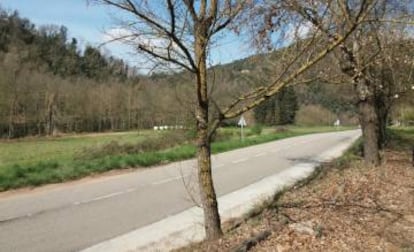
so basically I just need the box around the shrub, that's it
[296,105,336,126]
[212,129,238,142]
[250,124,263,135]
[78,130,190,159]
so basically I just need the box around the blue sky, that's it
[0,0,251,69]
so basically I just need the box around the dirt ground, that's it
[179,147,414,251]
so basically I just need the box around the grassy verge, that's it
[0,126,355,191]
[386,126,414,150]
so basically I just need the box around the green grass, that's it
[0,126,355,191]
[0,131,151,167]
[386,126,414,150]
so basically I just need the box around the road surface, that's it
[0,130,360,252]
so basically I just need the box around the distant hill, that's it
[0,8,357,138]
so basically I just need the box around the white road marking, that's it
[73,188,138,206]
[86,191,126,202]
[152,175,188,185]
[73,175,189,206]
[125,188,137,193]
[254,152,266,157]
[232,158,248,164]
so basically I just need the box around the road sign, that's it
[238,115,247,141]
[238,115,247,127]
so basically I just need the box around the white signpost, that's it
[238,115,247,141]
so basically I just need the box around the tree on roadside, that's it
[91,0,381,239]
[277,0,413,165]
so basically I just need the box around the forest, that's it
[0,7,378,139]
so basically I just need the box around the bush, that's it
[295,105,336,126]
[211,128,238,142]
[250,124,263,135]
[78,130,190,159]
[274,126,289,133]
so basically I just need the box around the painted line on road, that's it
[125,187,137,193]
[152,175,189,185]
[73,188,139,206]
[232,158,248,164]
[84,191,126,203]
[254,152,267,157]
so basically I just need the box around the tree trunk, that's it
[8,107,14,139]
[374,90,389,150]
[358,94,381,166]
[344,38,381,166]
[8,97,16,139]
[195,25,223,240]
[46,93,56,136]
[128,90,132,130]
[196,115,222,240]
[376,105,388,150]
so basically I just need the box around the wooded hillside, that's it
[1,8,411,139]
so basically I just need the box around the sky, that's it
[0,0,252,71]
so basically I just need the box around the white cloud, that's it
[284,22,312,42]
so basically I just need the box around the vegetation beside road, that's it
[0,126,354,191]
[178,128,414,251]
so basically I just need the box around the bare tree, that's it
[91,0,377,239]
[273,0,413,165]
[371,27,414,147]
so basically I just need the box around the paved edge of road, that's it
[81,132,361,252]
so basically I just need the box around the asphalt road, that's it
[0,130,360,252]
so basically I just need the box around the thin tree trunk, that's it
[128,90,132,130]
[8,99,14,139]
[196,115,222,239]
[45,93,56,136]
[195,25,223,240]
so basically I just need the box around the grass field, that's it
[0,126,355,191]
[0,131,151,168]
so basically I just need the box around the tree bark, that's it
[357,80,381,166]
[195,24,223,240]
[196,117,222,239]
[340,38,381,166]
[376,104,388,150]
[374,89,389,150]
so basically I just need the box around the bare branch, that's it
[182,0,199,22]
[138,44,194,72]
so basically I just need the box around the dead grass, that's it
[178,133,414,252]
